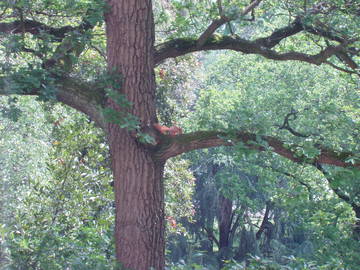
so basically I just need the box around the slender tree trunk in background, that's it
[105,1,165,269]
[256,201,272,240]
[217,194,233,267]
[218,194,233,249]
[352,207,360,240]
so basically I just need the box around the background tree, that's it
[0,0,359,269]
[0,99,115,269]
[177,49,360,268]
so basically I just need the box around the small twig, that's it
[325,61,360,76]
[0,7,8,19]
[308,2,334,15]
[217,0,223,16]
[226,22,234,35]
[249,0,256,21]
[21,46,44,59]
[242,0,263,17]
[203,227,220,248]
[313,161,360,209]
[90,44,107,60]
[196,0,262,48]
[277,109,310,138]
[32,10,75,18]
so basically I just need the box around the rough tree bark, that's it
[105,0,165,269]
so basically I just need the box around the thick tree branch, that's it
[56,78,106,128]
[0,10,99,72]
[156,15,358,71]
[0,76,106,128]
[0,15,103,128]
[236,10,346,50]
[335,51,359,69]
[155,36,351,67]
[253,16,347,49]
[153,130,359,169]
[0,20,79,40]
[0,5,98,40]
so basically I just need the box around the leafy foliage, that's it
[0,97,198,269]
[1,98,115,269]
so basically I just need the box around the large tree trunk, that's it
[111,145,165,270]
[105,1,165,269]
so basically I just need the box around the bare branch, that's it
[153,130,359,169]
[254,17,304,48]
[256,201,273,240]
[254,15,348,50]
[20,46,44,59]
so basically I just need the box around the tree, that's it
[0,0,359,269]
